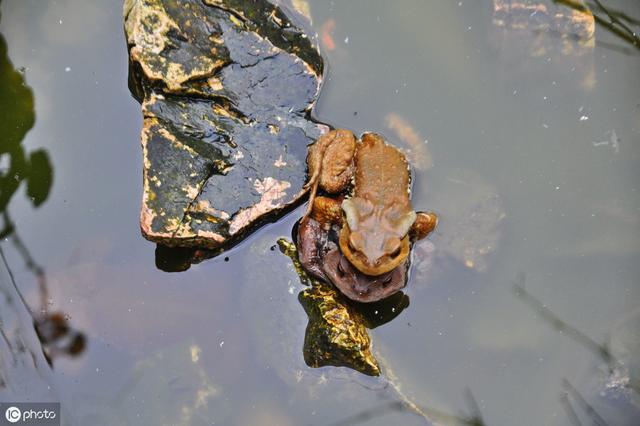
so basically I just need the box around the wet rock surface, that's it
[124,0,326,249]
[299,283,380,376]
[277,238,381,376]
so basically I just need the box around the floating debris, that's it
[593,130,620,153]
[320,18,336,51]
[384,112,433,170]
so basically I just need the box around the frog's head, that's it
[339,197,416,276]
[323,249,407,303]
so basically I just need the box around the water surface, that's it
[0,0,639,425]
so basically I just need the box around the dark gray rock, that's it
[124,0,326,248]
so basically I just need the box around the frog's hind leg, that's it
[302,131,336,220]
[303,178,321,219]
[302,129,356,220]
[303,131,338,191]
[302,130,341,220]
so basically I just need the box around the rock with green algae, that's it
[298,284,380,376]
[278,239,380,376]
[124,0,326,249]
[242,235,438,423]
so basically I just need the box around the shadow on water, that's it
[513,273,639,425]
[329,388,487,426]
[0,0,85,373]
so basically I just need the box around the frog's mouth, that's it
[322,248,407,303]
[338,226,410,276]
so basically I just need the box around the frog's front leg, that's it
[410,211,438,241]
[303,129,356,219]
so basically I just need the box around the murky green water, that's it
[1,0,639,425]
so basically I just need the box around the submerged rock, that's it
[242,235,386,390]
[413,169,505,278]
[124,0,326,249]
[490,0,596,89]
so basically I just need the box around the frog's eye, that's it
[384,237,402,258]
[342,197,373,230]
[388,210,417,237]
[349,233,364,252]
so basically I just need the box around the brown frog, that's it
[298,129,437,302]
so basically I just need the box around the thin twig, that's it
[592,0,638,42]
[587,1,640,25]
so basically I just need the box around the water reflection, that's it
[561,378,608,426]
[514,273,640,424]
[329,389,487,426]
[353,291,410,329]
[554,0,640,52]
[491,0,597,89]
[154,243,226,272]
[0,0,85,370]
[0,0,634,422]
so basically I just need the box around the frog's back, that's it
[354,133,411,206]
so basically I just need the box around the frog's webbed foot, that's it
[410,211,437,241]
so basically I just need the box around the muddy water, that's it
[0,0,638,425]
